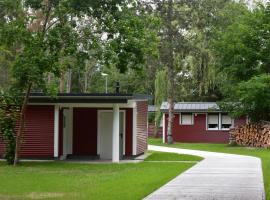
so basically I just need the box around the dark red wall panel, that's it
[0,135,5,158]
[234,117,247,128]
[124,108,133,156]
[165,114,231,143]
[58,109,63,157]
[20,105,54,158]
[73,108,97,156]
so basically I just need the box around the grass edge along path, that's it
[149,137,270,200]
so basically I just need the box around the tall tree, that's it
[154,70,167,136]
[214,2,270,121]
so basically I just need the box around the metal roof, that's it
[29,93,151,104]
[148,105,157,112]
[160,102,220,112]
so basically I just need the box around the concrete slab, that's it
[144,145,265,200]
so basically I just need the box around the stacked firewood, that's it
[229,121,270,148]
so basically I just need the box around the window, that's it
[221,114,232,130]
[207,114,219,130]
[180,113,193,125]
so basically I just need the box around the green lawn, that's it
[149,137,270,200]
[145,151,203,162]
[0,152,198,200]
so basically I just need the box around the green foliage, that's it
[220,74,270,121]
[148,112,155,124]
[214,3,270,121]
[0,92,20,164]
[154,70,167,129]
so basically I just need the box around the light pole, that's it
[101,73,108,93]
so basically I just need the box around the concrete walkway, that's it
[144,145,265,200]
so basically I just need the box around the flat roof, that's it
[29,93,151,104]
[161,102,220,113]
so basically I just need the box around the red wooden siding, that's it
[136,101,148,155]
[234,117,247,128]
[0,106,54,158]
[58,108,63,157]
[0,135,5,158]
[124,108,133,156]
[73,108,97,156]
[164,114,247,143]
[20,105,54,158]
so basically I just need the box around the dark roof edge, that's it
[28,92,151,104]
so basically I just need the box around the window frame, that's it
[206,113,219,130]
[221,113,233,130]
[179,112,194,125]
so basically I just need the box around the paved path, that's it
[144,145,265,200]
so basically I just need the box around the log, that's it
[229,121,270,148]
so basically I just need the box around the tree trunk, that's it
[84,72,88,93]
[66,69,72,93]
[14,83,32,166]
[59,71,65,93]
[167,74,174,144]
[166,0,174,144]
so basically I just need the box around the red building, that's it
[161,102,247,143]
[0,93,149,163]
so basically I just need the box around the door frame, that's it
[97,110,126,157]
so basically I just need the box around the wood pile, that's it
[229,121,270,148]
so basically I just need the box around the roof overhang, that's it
[28,93,151,104]
[160,109,221,113]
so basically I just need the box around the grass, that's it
[145,151,203,162]
[0,152,199,200]
[149,137,270,200]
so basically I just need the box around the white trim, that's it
[70,107,73,154]
[246,116,250,124]
[232,118,235,128]
[97,110,126,158]
[162,114,165,143]
[54,105,59,158]
[123,111,126,155]
[206,113,208,130]
[112,104,120,163]
[97,111,101,155]
[218,113,222,130]
[132,105,137,155]
[179,113,194,125]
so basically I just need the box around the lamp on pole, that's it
[101,73,108,93]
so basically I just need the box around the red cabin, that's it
[0,93,149,162]
[161,102,247,143]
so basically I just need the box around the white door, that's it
[63,109,73,157]
[98,111,125,160]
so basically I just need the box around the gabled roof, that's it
[29,93,151,104]
[160,102,220,113]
